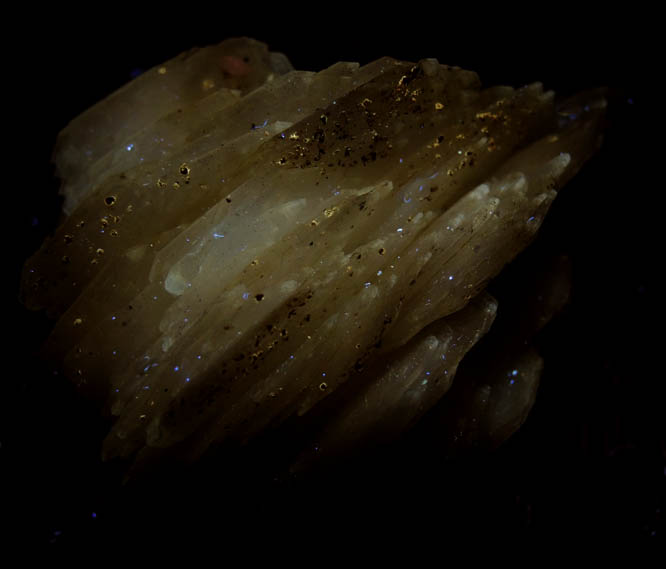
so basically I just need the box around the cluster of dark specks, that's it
[272,63,437,173]
[271,59,504,181]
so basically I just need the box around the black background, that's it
[6,6,663,551]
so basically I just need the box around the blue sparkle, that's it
[92,512,97,519]
[251,119,269,130]
[364,282,371,288]
[242,292,250,300]
[126,143,134,151]
[174,366,180,372]
[213,232,225,239]
[186,377,191,383]
[403,196,412,203]
[510,379,515,385]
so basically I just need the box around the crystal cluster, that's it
[21,38,605,476]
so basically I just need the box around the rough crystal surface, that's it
[21,38,605,477]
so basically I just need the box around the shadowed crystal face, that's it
[21,38,605,477]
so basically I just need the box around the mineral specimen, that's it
[21,38,605,477]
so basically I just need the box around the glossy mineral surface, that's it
[21,38,605,475]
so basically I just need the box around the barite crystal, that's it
[21,38,605,477]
